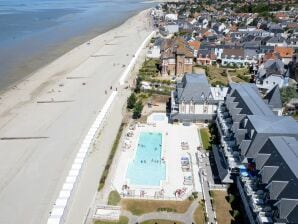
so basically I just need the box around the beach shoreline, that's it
[0,7,151,96]
[0,8,154,224]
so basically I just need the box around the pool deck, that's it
[112,117,203,200]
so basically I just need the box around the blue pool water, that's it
[126,132,166,186]
[153,114,166,122]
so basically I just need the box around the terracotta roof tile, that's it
[275,47,294,58]
[188,41,201,50]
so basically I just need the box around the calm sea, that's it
[0,0,153,91]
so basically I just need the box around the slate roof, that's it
[274,199,298,223]
[244,49,258,58]
[222,48,244,58]
[247,115,298,134]
[212,145,230,182]
[258,59,286,77]
[267,36,287,44]
[176,73,213,103]
[229,83,274,116]
[269,136,298,179]
[198,48,211,57]
[264,85,283,109]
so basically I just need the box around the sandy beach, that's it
[0,9,153,224]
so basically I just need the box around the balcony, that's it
[239,174,274,224]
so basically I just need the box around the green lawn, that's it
[108,191,121,205]
[199,128,211,150]
[120,199,192,216]
[94,216,128,224]
[210,191,234,224]
[205,66,229,86]
[193,201,206,224]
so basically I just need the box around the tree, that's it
[132,102,143,119]
[280,86,298,104]
[135,76,142,93]
[127,93,136,109]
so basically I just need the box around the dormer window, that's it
[201,93,205,99]
[209,93,212,99]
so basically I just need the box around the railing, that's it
[209,183,228,190]
[236,177,256,224]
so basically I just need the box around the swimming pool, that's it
[147,113,168,124]
[153,114,166,122]
[126,132,166,186]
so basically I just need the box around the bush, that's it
[236,74,250,82]
[280,86,298,104]
[229,194,236,204]
[211,80,226,87]
[108,191,121,205]
[127,93,137,109]
[233,210,240,218]
[188,195,195,201]
[157,207,177,212]
[98,123,126,191]
[135,76,142,93]
[192,192,198,199]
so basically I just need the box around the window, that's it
[201,93,205,99]
[203,105,208,113]
[250,129,255,139]
[190,104,195,114]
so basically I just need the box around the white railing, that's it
[47,91,118,224]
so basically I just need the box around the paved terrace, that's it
[112,121,203,200]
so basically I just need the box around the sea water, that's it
[0,0,153,91]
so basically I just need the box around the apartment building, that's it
[214,83,298,223]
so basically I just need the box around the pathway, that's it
[121,199,200,224]
[197,154,216,224]
[226,69,234,83]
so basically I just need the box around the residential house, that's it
[268,23,284,36]
[188,40,200,57]
[256,58,289,91]
[221,48,245,67]
[170,73,227,122]
[165,23,179,35]
[266,36,288,47]
[160,37,194,76]
[165,13,178,22]
[196,16,209,29]
[197,48,216,65]
[274,47,294,64]
[244,49,258,65]
[147,45,161,59]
